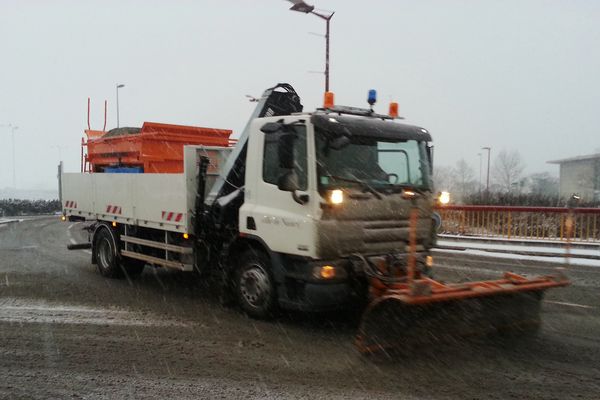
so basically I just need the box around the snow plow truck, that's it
[61,84,569,354]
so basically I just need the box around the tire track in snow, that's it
[0,298,189,327]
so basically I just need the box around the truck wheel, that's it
[235,250,277,319]
[94,227,123,279]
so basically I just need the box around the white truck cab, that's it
[233,108,435,313]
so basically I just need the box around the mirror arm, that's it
[291,191,309,205]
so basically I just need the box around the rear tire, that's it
[234,250,277,319]
[94,227,123,279]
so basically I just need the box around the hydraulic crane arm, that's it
[205,83,303,205]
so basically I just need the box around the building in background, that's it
[548,153,600,202]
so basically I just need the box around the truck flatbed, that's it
[61,145,231,234]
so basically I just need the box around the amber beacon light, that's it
[323,92,335,109]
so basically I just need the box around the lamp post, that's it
[481,146,491,194]
[286,0,335,92]
[116,84,125,128]
[1,124,18,188]
[477,152,482,199]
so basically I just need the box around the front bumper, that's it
[275,252,432,311]
[278,281,353,311]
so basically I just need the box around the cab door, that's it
[240,120,317,258]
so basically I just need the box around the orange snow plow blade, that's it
[355,272,570,355]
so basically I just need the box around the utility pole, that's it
[286,1,335,92]
[482,146,491,197]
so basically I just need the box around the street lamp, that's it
[116,84,125,128]
[481,146,491,193]
[286,0,335,92]
[477,152,482,199]
[1,124,18,188]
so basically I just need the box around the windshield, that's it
[316,128,431,193]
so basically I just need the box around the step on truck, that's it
[61,84,569,353]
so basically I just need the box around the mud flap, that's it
[355,290,544,354]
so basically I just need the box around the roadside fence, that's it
[436,205,600,243]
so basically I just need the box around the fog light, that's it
[61,215,66,222]
[313,265,336,279]
[112,221,117,227]
[425,255,434,267]
[183,233,190,240]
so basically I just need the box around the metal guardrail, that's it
[436,205,600,242]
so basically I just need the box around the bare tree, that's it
[454,159,477,201]
[432,166,454,192]
[433,160,477,202]
[528,172,558,196]
[492,149,525,191]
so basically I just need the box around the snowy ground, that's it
[436,235,599,267]
[1,218,599,399]
[0,218,23,226]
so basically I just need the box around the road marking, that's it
[544,300,595,309]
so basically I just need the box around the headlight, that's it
[329,189,344,205]
[438,191,450,205]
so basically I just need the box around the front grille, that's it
[359,220,408,253]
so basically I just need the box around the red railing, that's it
[436,205,600,242]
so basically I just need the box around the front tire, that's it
[235,250,277,319]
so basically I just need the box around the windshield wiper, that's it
[326,175,383,199]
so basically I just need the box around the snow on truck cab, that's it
[61,83,437,316]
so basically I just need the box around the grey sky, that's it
[1,0,599,191]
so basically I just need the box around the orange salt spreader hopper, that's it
[84,122,233,173]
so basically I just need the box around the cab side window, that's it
[262,126,308,190]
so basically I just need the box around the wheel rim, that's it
[97,238,112,270]
[240,264,271,309]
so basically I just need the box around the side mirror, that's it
[278,170,309,204]
[426,145,434,174]
[278,133,296,170]
[277,170,300,192]
[261,122,283,134]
